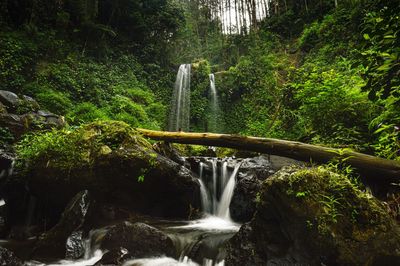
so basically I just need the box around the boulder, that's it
[16,121,200,219]
[31,190,91,260]
[0,246,23,266]
[21,95,40,112]
[0,149,14,179]
[152,142,187,167]
[230,155,274,222]
[0,111,65,140]
[0,91,20,112]
[225,166,400,265]
[0,114,25,139]
[99,222,174,264]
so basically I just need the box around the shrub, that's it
[66,102,109,125]
[106,95,149,127]
[35,89,73,115]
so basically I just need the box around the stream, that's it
[1,156,244,266]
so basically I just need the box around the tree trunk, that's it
[137,129,400,183]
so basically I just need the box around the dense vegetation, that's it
[0,0,399,161]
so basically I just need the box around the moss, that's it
[282,166,391,236]
[16,120,152,170]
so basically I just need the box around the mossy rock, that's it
[10,121,200,225]
[226,166,400,265]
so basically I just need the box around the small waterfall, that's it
[199,163,211,213]
[217,164,240,220]
[169,64,191,132]
[197,158,241,221]
[211,159,218,214]
[208,74,222,133]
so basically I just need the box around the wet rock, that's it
[230,155,274,222]
[32,190,91,260]
[0,246,23,266]
[224,224,266,266]
[99,222,174,263]
[20,121,200,219]
[0,91,20,112]
[225,166,400,265]
[96,247,127,265]
[153,142,187,167]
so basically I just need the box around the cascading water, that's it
[198,158,241,221]
[208,74,222,133]
[168,64,191,132]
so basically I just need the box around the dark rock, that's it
[22,121,200,219]
[99,222,174,263]
[230,155,274,222]
[0,114,25,139]
[0,246,22,266]
[96,247,127,265]
[225,166,400,265]
[0,91,20,112]
[152,142,188,167]
[0,111,65,140]
[32,190,91,260]
[0,149,14,179]
[21,111,65,130]
[21,95,40,112]
[224,224,266,266]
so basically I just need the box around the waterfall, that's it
[168,64,191,132]
[208,74,222,133]
[217,164,240,220]
[197,158,241,221]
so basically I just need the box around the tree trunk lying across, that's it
[137,129,400,183]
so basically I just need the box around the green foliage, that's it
[15,120,151,169]
[106,95,149,128]
[190,60,211,131]
[360,1,400,101]
[290,61,374,146]
[35,89,73,115]
[66,102,110,125]
[0,32,38,91]
[0,127,14,145]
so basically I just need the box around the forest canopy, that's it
[0,0,399,161]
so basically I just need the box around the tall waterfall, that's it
[198,159,241,221]
[208,74,222,133]
[168,64,191,131]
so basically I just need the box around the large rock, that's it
[99,222,174,264]
[225,166,400,265]
[230,155,274,222]
[0,111,65,140]
[15,121,200,219]
[0,91,20,112]
[31,190,91,260]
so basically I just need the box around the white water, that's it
[217,164,240,220]
[169,64,191,132]
[198,158,241,221]
[208,74,222,133]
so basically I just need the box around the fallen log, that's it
[137,129,400,183]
